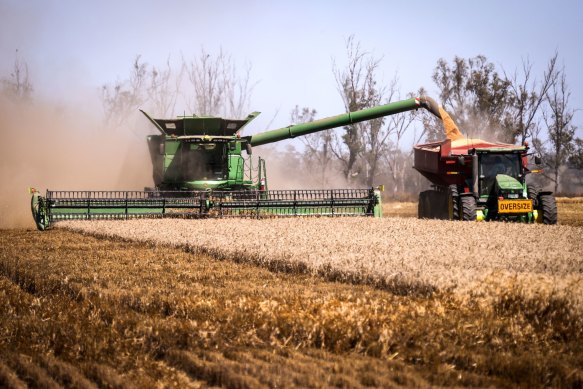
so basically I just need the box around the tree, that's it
[569,138,583,170]
[537,69,579,193]
[147,57,184,118]
[183,48,254,118]
[331,36,414,188]
[429,55,513,142]
[100,50,255,128]
[292,106,336,185]
[101,56,148,127]
[331,36,376,183]
[1,49,33,102]
[504,53,558,145]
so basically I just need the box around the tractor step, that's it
[31,188,381,230]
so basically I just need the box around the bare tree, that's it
[183,48,254,118]
[147,57,184,117]
[538,68,578,193]
[101,49,254,129]
[101,56,148,127]
[1,49,33,102]
[332,36,415,188]
[504,53,558,145]
[292,106,335,184]
[332,35,384,185]
[331,36,369,182]
[570,138,583,170]
[380,91,417,197]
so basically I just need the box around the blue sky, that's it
[1,0,582,140]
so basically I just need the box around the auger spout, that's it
[249,97,443,147]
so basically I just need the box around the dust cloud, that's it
[256,145,353,190]
[0,96,153,229]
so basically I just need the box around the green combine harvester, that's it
[31,96,444,230]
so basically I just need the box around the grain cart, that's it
[31,96,443,230]
[414,112,557,223]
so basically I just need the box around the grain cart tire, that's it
[418,191,429,218]
[527,184,540,207]
[448,185,459,220]
[459,196,477,221]
[539,194,557,225]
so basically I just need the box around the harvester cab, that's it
[141,110,264,191]
[414,108,557,224]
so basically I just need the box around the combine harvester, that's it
[31,96,445,230]
[414,108,557,223]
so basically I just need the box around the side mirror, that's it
[534,155,542,165]
[245,143,253,155]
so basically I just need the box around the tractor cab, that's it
[478,152,524,199]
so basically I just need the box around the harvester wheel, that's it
[539,194,557,225]
[448,185,459,220]
[459,196,477,221]
[31,193,49,231]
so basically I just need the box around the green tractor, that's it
[31,96,444,230]
[414,137,557,224]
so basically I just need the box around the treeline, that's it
[3,41,581,196]
[288,38,582,196]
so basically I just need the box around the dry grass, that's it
[556,197,583,227]
[59,217,583,310]
[382,201,417,218]
[1,203,583,387]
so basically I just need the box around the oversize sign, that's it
[498,199,533,213]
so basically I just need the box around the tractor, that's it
[413,109,557,224]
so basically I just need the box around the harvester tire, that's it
[31,194,48,231]
[459,196,477,221]
[539,194,557,225]
[448,185,459,220]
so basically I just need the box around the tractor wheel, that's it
[527,184,540,207]
[539,194,557,225]
[448,185,459,220]
[459,196,477,221]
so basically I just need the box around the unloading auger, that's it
[30,96,443,230]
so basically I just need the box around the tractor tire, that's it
[527,184,540,207]
[459,196,477,221]
[539,194,557,225]
[448,185,459,220]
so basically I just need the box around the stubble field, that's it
[1,199,582,388]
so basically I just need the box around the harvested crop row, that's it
[60,217,583,309]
